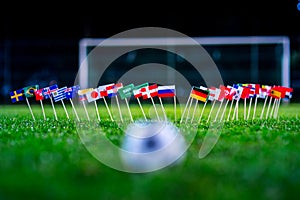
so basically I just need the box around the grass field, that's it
[0,101,300,200]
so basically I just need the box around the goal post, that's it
[78,36,290,90]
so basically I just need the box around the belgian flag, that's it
[190,86,209,102]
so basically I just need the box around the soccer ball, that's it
[120,120,187,173]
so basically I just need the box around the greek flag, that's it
[52,86,67,102]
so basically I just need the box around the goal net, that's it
[78,36,290,93]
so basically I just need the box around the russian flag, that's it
[157,85,175,98]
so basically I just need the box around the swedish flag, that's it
[23,85,39,98]
[10,89,24,103]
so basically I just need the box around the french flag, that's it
[157,85,175,98]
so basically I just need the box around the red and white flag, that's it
[208,86,220,101]
[86,88,102,102]
[141,84,158,99]
[98,83,115,97]
[34,88,44,101]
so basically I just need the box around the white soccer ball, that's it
[120,120,187,173]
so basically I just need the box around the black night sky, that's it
[1,1,300,102]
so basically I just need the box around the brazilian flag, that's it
[23,85,39,98]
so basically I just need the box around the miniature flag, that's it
[23,85,39,98]
[107,83,123,98]
[259,85,272,98]
[270,88,281,99]
[42,84,58,99]
[141,84,158,99]
[10,89,24,103]
[133,83,149,98]
[248,83,260,96]
[98,83,115,97]
[118,84,134,99]
[34,88,44,101]
[52,86,67,102]
[273,86,293,99]
[65,85,80,100]
[190,86,209,102]
[157,85,176,98]
[240,87,250,99]
[78,88,93,101]
[217,85,227,101]
[232,85,244,100]
[208,86,221,101]
[86,88,101,102]
[225,85,236,100]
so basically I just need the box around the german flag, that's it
[190,86,209,102]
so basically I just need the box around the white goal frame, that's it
[78,36,290,89]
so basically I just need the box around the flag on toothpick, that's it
[52,86,67,102]
[112,83,124,122]
[64,85,80,121]
[219,85,232,122]
[34,89,44,101]
[42,84,59,120]
[65,85,80,100]
[206,86,221,122]
[99,83,123,122]
[194,86,210,123]
[247,83,260,120]
[78,88,93,102]
[23,85,39,121]
[225,85,237,121]
[118,84,135,122]
[133,83,149,120]
[34,88,46,120]
[78,88,93,121]
[42,84,58,99]
[109,83,123,98]
[52,86,70,119]
[270,88,281,99]
[141,84,160,120]
[141,84,158,99]
[273,86,293,118]
[118,84,134,99]
[86,88,101,102]
[190,86,209,102]
[97,83,115,121]
[85,88,102,121]
[23,85,39,98]
[240,84,250,120]
[259,85,272,119]
[157,85,176,121]
[231,84,244,120]
[213,85,227,122]
[10,88,24,103]
[157,85,176,98]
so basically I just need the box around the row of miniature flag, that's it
[181,83,293,124]
[9,83,176,122]
[9,83,293,122]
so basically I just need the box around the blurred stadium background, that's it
[0,1,299,103]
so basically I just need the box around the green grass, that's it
[0,101,300,200]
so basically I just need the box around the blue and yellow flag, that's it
[10,89,24,103]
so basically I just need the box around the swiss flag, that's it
[34,89,44,101]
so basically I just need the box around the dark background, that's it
[1,1,300,103]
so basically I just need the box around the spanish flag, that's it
[270,88,281,99]
[190,86,209,102]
